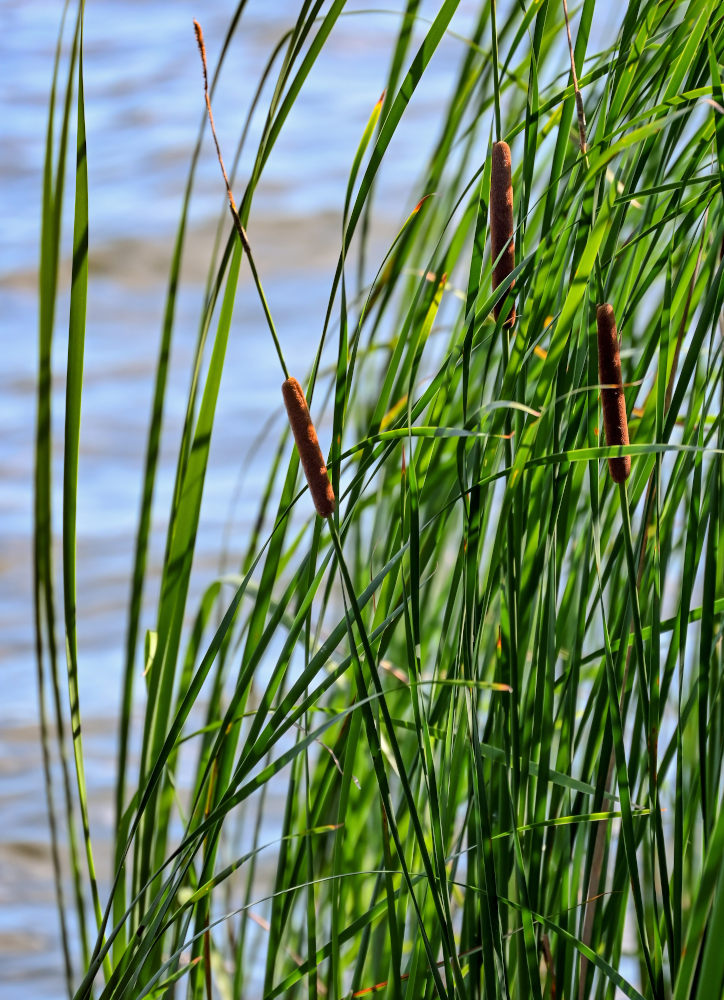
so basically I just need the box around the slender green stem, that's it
[491,0,502,140]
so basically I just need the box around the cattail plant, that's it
[490,140,516,326]
[596,303,631,483]
[195,19,335,520]
[282,377,335,518]
[35,5,724,1000]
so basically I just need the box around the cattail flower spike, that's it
[282,378,336,518]
[597,303,631,483]
[490,140,516,327]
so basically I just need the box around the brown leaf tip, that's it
[413,193,434,214]
[282,377,336,518]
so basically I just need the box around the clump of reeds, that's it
[282,377,335,518]
[490,140,516,326]
[597,303,631,483]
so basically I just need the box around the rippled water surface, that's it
[2,1,486,993]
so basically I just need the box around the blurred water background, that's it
[1,1,493,994]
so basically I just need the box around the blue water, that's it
[1,1,487,994]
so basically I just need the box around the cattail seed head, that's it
[490,140,516,327]
[282,377,335,518]
[596,303,631,483]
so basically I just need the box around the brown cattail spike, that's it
[282,377,335,518]
[597,303,631,483]
[490,140,516,327]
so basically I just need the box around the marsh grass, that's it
[35,1,724,998]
